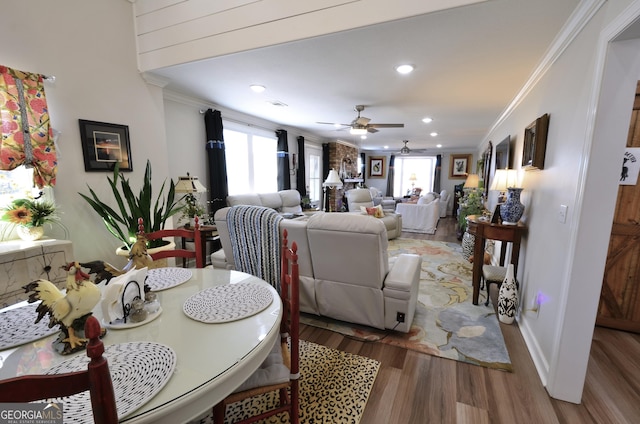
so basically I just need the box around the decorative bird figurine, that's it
[23,262,103,355]
[80,219,154,283]
[126,226,153,271]
[79,260,126,284]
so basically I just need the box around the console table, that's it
[0,239,74,307]
[466,215,527,305]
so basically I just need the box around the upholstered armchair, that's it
[439,189,451,217]
[368,187,397,212]
[345,188,401,239]
[395,195,440,234]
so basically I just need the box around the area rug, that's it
[190,340,380,424]
[301,238,512,371]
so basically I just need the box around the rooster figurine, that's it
[23,262,103,355]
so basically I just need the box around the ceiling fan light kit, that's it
[400,140,411,155]
[350,127,368,135]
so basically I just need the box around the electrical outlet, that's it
[528,292,542,317]
[397,312,405,323]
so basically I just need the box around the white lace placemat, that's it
[0,303,58,350]
[45,341,176,423]
[146,267,192,291]
[183,282,274,323]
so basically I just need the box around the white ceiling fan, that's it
[317,105,404,134]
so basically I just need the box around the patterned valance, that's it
[0,65,57,187]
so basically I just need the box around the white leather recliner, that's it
[345,188,402,239]
[213,208,421,333]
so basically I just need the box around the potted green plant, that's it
[1,197,62,241]
[79,160,184,250]
[457,189,485,234]
[178,193,206,227]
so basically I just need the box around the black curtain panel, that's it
[276,129,290,191]
[434,154,442,192]
[204,109,229,215]
[386,154,395,197]
[360,152,365,179]
[296,136,307,197]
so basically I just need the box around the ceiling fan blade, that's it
[367,127,379,133]
[355,116,371,126]
[367,123,404,128]
[317,121,351,126]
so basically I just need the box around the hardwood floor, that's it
[299,217,640,423]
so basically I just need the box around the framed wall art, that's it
[79,119,132,172]
[449,154,472,178]
[522,113,550,170]
[368,156,386,178]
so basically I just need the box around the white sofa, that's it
[214,208,421,333]
[395,194,440,234]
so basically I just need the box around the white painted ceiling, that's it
[150,0,580,154]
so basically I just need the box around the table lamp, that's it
[175,173,207,194]
[463,173,480,189]
[175,173,208,225]
[322,169,343,212]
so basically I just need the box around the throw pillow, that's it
[365,205,384,218]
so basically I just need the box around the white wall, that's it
[1,0,170,266]
[480,0,640,402]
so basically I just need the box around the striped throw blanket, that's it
[228,205,283,291]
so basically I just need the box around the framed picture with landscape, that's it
[79,119,132,172]
[449,154,472,178]
[368,156,386,178]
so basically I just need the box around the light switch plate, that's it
[558,204,568,223]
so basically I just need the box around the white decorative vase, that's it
[16,225,44,241]
[497,264,518,324]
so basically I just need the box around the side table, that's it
[465,215,527,305]
[179,225,220,267]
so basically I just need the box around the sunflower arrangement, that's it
[1,198,59,228]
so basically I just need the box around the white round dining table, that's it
[0,268,282,424]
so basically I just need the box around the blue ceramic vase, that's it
[500,187,524,225]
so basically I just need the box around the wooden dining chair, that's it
[146,216,206,268]
[213,229,300,424]
[0,315,118,424]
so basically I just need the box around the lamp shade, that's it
[409,173,417,182]
[463,174,479,189]
[323,169,343,187]
[175,174,207,193]
[489,169,519,191]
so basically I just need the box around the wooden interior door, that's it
[596,81,640,333]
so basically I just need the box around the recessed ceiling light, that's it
[422,117,433,124]
[250,84,266,93]
[360,135,367,139]
[395,64,414,75]
[436,144,442,148]
[430,132,438,137]
[383,146,389,149]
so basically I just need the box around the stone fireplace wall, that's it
[326,142,360,212]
